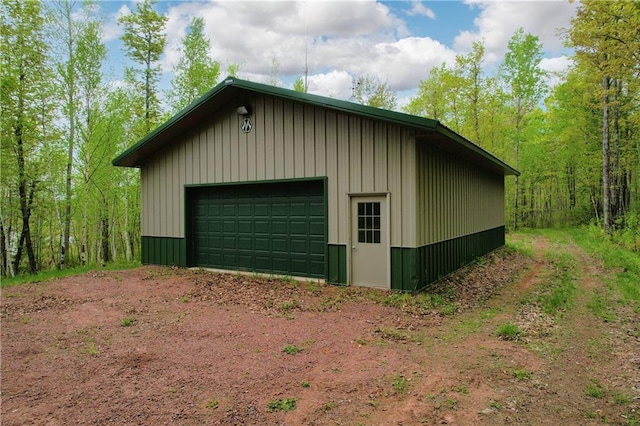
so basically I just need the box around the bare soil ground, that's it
[2,234,638,425]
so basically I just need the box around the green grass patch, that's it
[572,226,640,305]
[585,379,606,398]
[120,317,136,327]
[206,399,219,409]
[538,249,578,315]
[266,397,298,412]
[496,323,522,341]
[392,375,408,393]
[1,261,140,288]
[283,344,302,355]
[512,368,532,380]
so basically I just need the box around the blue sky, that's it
[96,0,577,108]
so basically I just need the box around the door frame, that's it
[347,192,390,289]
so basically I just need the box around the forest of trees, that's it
[1,0,638,277]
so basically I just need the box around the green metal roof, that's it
[112,76,519,176]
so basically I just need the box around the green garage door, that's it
[189,180,326,278]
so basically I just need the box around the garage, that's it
[187,179,326,278]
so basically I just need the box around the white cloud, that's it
[307,70,354,100]
[454,0,577,63]
[157,0,444,92]
[540,55,573,87]
[101,4,129,42]
[407,2,436,19]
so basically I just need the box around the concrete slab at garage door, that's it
[188,180,326,278]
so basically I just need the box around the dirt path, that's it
[1,233,638,425]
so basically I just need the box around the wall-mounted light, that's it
[236,105,251,116]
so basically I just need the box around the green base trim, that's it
[142,236,186,267]
[391,226,505,292]
[327,244,347,285]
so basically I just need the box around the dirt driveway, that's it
[2,233,638,425]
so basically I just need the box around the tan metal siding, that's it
[140,94,418,245]
[416,143,505,246]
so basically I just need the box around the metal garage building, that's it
[113,77,518,292]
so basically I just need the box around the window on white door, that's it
[357,202,381,244]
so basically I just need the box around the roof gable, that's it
[112,76,518,176]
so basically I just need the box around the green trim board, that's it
[142,236,186,267]
[327,244,347,285]
[391,226,505,292]
[112,77,518,176]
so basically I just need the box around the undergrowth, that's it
[1,261,141,288]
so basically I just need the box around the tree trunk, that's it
[602,75,612,234]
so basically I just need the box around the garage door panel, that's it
[272,221,288,235]
[272,238,288,253]
[190,180,325,278]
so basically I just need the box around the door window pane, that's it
[357,202,381,244]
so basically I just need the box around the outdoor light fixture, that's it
[236,105,251,116]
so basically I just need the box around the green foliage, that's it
[120,317,136,327]
[572,226,640,304]
[168,17,220,112]
[496,323,522,341]
[353,74,397,110]
[118,0,167,132]
[283,344,302,355]
[539,250,578,315]
[392,375,408,393]
[266,397,298,412]
[585,379,606,398]
[293,77,307,93]
[512,369,532,380]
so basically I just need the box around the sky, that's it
[97,0,578,109]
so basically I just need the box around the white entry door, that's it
[350,196,389,288]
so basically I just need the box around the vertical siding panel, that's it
[178,141,187,235]
[223,115,232,182]
[254,96,265,180]
[336,114,350,242]
[172,143,180,237]
[373,122,387,192]
[273,99,284,178]
[214,120,223,183]
[154,159,161,236]
[199,130,207,183]
[230,115,240,182]
[206,124,214,183]
[325,111,338,243]
[304,106,315,176]
[283,101,295,178]
[348,116,362,193]
[293,104,305,177]
[401,133,416,247]
[314,109,326,176]
[388,126,402,247]
[265,97,276,180]
[246,103,257,181]
[192,134,200,183]
[361,120,374,193]
[164,155,170,236]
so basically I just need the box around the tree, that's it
[76,18,107,266]
[568,0,640,233]
[1,0,53,273]
[455,40,487,145]
[293,77,307,93]
[353,74,397,110]
[168,17,220,113]
[499,28,548,229]
[118,0,167,133]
